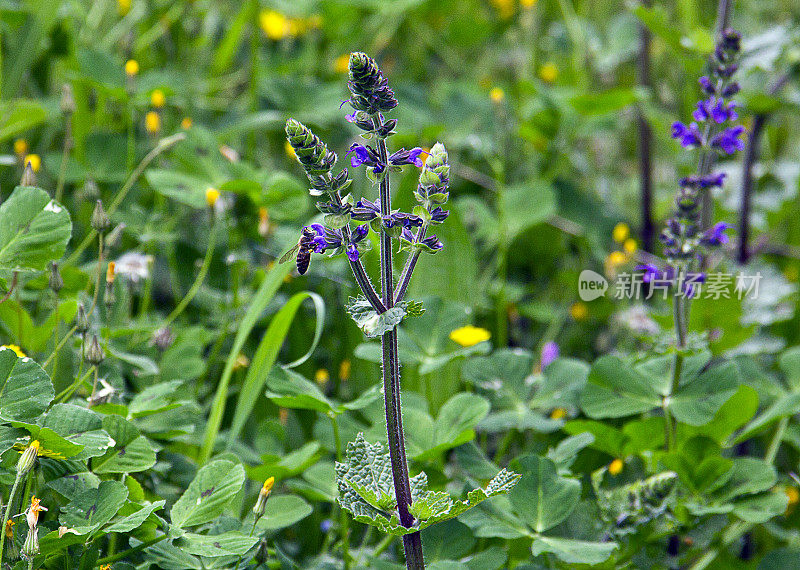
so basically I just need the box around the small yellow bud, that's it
[608,458,624,476]
[106,261,116,284]
[13,138,28,156]
[125,59,139,76]
[24,154,41,173]
[785,486,800,515]
[489,87,505,103]
[145,111,160,134]
[258,207,271,238]
[4,519,13,539]
[570,302,589,321]
[181,117,193,129]
[117,0,131,15]
[538,62,559,84]
[2,344,26,358]
[612,222,630,243]
[521,0,538,8]
[339,359,351,381]
[449,325,491,347]
[314,369,330,385]
[262,477,275,494]
[205,187,221,208]
[150,89,166,108]
[550,408,567,420]
[606,251,627,269]
[259,10,289,40]
[623,238,637,255]
[334,54,350,74]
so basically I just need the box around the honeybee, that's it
[279,227,317,275]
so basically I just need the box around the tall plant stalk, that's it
[637,0,655,253]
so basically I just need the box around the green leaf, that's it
[59,480,129,535]
[499,181,556,243]
[347,296,406,338]
[732,492,788,524]
[0,186,72,272]
[570,88,639,115]
[735,391,800,443]
[264,366,335,414]
[200,261,292,464]
[668,360,739,426]
[42,404,114,460]
[255,495,314,531]
[530,536,618,565]
[336,434,519,536]
[580,356,660,419]
[0,100,47,143]
[92,415,157,474]
[228,291,325,446]
[508,455,580,533]
[178,532,259,557]
[104,500,165,533]
[0,345,54,422]
[170,459,245,528]
[712,458,776,503]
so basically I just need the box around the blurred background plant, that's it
[1,0,800,568]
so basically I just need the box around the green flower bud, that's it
[76,303,90,334]
[21,526,38,560]
[86,334,105,366]
[48,262,63,294]
[20,162,36,187]
[253,477,275,519]
[285,119,337,177]
[91,200,110,233]
[17,440,40,477]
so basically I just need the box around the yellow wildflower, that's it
[339,359,351,381]
[24,154,41,173]
[181,117,193,129]
[314,369,330,385]
[608,458,624,475]
[489,87,505,103]
[27,496,47,527]
[205,187,220,208]
[125,59,139,77]
[786,486,799,515]
[570,302,589,321]
[2,344,26,357]
[521,0,538,7]
[106,261,116,284]
[13,138,28,156]
[117,0,130,15]
[144,111,160,134]
[605,251,627,274]
[490,0,514,19]
[334,54,350,74]
[449,325,491,347]
[259,10,289,40]
[4,519,13,539]
[539,62,559,84]
[550,408,567,420]
[623,238,637,255]
[150,89,166,108]
[612,222,630,243]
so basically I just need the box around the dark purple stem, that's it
[637,0,655,253]
[373,120,424,569]
[738,72,792,264]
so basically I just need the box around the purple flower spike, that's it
[346,244,360,262]
[541,341,559,369]
[389,147,427,168]
[710,126,745,155]
[699,76,715,95]
[636,263,660,283]
[672,121,703,148]
[346,143,371,168]
[702,222,734,246]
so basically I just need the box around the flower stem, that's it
[373,124,424,570]
[95,534,168,566]
[0,472,22,565]
[636,0,655,253]
[331,416,351,570]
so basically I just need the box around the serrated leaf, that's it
[0,186,72,272]
[346,296,406,338]
[336,433,520,536]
